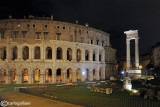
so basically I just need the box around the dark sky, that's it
[0,0,160,56]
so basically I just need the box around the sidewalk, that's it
[0,90,83,107]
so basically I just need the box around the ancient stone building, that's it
[0,15,116,84]
[151,42,160,68]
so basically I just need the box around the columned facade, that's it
[124,30,141,78]
[0,41,105,84]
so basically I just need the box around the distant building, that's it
[151,42,160,68]
[0,15,116,84]
[105,47,117,78]
[118,54,151,75]
[140,54,151,69]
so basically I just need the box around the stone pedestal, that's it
[123,77,132,91]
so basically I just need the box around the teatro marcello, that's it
[0,15,116,84]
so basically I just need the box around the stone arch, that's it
[57,47,62,60]
[12,46,18,60]
[46,47,52,59]
[0,69,6,83]
[45,68,52,83]
[67,48,72,61]
[67,68,72,82]
[99,52,102,61]
[34,46,40,59]
[76,68,81,82]
[93,69,96,80]
[34,68,40,83]
[86,68,89,81]
[85,50,89,61]
[76,49,81,61]
[0,47,6,60]
[10,69,17,84]
[99,68,103,80]
[93,51,96,61]
[22,68,28,83]
[23,46,29,60]
[56,68,63,82]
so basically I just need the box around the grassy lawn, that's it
[21,86,151,107]
[0,81,160,107]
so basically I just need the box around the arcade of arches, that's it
[0,67,105,84]
[0,45,105,62]
[0,42,106,84]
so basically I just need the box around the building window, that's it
[14,31,19,38]
[44,32,48,40]
[96,40,99,45]
[57,47,62,60]
[27,24,30,28]
[57,26,59,29]
[45,25,48,28]
[56,33,61,40]
[68,27,71,31]
[33,24,35,28]
[36,32,41,39]
[0,32,5,39]
[91,39,93,44]
[63,26,65,30]
[67,48,72,61]
[46,47,52,59]
[85,50,89,61]
[102,41,104,46]
[87,31,88,34]
[93,51,96,61]
[70,35,73,42]
[76,49,81,61]
[22,31,27,39]
[79,30,81,34]
[99,53,102,61]
[80,37,84,43]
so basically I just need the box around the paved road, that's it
[0,90,83,107]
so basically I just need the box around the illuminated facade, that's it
[0,16,115,84]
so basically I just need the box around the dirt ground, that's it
[0,90,83,107]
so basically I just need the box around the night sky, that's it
[0,0,160,56]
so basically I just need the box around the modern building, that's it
[0,15,116,84]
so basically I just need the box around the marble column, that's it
[5,68,11,84]
[6,43,11,62]
[81,49,85,62]
[89,70,93,81]
[135,38,139,69]
[89,50,92,62]
[102,50,105,62]
[29,46,32,61]
[72,48,76,62]
[72,70,77,82]
[81,69,85,82]
[28,69,33,84]
[96,68,100,80]
[63,47,67,61]
[52,67,56,83]
[126,39,130,69]
[96,49,99,62]
[102,66,105,80]
[40,69,45,84]
[17,45,22,61]
[52,45,55,62]
[41,44,44,61]
[17,69,22,84]
[63,71,67,83]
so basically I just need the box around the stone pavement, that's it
[0,90,83,107]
